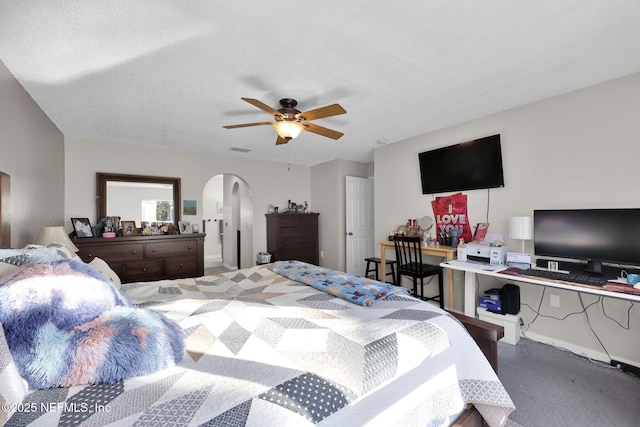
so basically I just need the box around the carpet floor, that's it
[497,338,640,427]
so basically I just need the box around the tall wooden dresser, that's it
[266,213,319,265]
[74,233,205,283]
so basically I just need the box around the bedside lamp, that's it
[509,216,533,253]
[35,226,79,252]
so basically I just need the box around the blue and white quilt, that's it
[2,263,514,427]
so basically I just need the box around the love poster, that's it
[431,193,473,243]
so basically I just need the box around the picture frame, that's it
[71,218,94,238]
[183,200,197,216]
[178,221,192,234]
[121,220,138,237]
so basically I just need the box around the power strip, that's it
[610,360,640,377]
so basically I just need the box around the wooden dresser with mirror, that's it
[74,172,205,283]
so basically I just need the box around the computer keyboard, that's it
[519,268,610,287]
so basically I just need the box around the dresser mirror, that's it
[97,173,181,225]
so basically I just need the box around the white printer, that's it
[457,243,510,266]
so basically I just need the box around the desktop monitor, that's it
[533,208,640,274]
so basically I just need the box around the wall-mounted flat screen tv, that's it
[418,134,505,194]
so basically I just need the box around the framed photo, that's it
[183,199,197,216]
[121,220,138,237]
[178,221,192,234]
[473,223,490,242]
[71,218,94,238]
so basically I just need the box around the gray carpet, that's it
[497,338,640,427]
[204,266,234,275]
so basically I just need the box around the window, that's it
[142,200,174,223]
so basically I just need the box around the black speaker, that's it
[500,284,520,315]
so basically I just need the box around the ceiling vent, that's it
[229,147,251,153]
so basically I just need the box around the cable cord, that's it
[521,287,601,331]
[520,286,620,363]
[485,189,490,223]
[578,293,612,361]
[600,299,633,330]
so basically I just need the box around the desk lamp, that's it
[509,216,533,253]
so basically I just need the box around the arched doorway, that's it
[202,174,253,270]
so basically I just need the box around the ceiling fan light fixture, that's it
[273,121,305,140]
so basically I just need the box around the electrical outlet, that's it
[320,250,324,258]
[550,294,560,307]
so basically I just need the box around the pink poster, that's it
[431,193,473,243]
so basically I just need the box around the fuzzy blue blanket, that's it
[0,259,184,388]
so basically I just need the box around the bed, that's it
[0,248,514,427]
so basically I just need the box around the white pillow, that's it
[89,257,122,289]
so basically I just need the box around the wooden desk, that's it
[379,241,457,308]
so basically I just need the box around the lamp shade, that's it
[35,226,79,252]
[273,121,304,140]
[509,216,533,240]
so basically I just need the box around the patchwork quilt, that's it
[2,264,514,427]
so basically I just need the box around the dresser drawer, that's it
[282,236,317,249]
[281,250,317,264]
[124,260,163,282]
[78,243,144,263]
[278,216,314,228]
[165,256,198,279]
[280,226,315,238]
[146,239,198,258]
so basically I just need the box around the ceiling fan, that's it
[223,98,346,145]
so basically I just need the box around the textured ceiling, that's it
[2,1,640,166]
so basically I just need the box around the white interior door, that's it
[346,176,374,276]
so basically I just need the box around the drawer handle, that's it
[88,253,92,258]
[132,250,137,254]
[187,246,192,250]
[179,264,184,268]
[142,267,148,272]
[152,248,157,252]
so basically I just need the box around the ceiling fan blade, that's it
[304,123,344,140]
[296,104,346,121]
[241,98,281,116]
[223,121,273,129]
[275,136,289,145]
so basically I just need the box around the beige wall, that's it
[375,72,640,366]
[0,60,64,247]
[64,136,312,265]
[311,159,373,271]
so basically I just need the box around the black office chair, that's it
[393,235,444,308]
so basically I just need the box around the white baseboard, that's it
[204,255,222,268]
[222,262,238,271]
[523,330,610,364]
